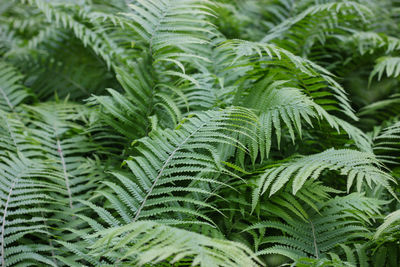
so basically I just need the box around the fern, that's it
[372,120,400,164]
[347,32,400,55]
[1,0,400,266]
[261,1,373,55]
[370,56,400,81]
[374,209,400,239]
[246,193,383,261]
[221,39,359,122]
[252,148,395,201]
[94,107,259,225]
[88,221,262,266]
[0,62,30,112]
[0,153,60,266]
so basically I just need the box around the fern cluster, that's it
[0,0,399,266]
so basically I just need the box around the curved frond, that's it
[96,107,259,225]
[247,193,382,261]
[122,0,216,69]
[253,148,395,200]
[220,40,358,121]
[374,209,400,239]
[370,57,400,81]
[89,221,262,266]
[261,1,373,55]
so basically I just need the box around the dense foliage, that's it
[0,0,400,266]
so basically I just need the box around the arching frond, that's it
[261,1,373,55]
[240,76,368,160]
[374,209,400,239]
[88,221,263,266]
[121,0,216,65]
[347,31,400,55]
[247,193,382,261]
[94,107,259,225]
[253,148,395,200]
[370,57,400,81]
[22,0,118,69]
[358,94,400,121]
[220,40,358,121]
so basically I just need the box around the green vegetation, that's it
[0,0,399,266]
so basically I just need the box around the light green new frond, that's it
[0,62,30,112]
[88,221,262,267]
[370,57,400,81]
[348,31,400,55]
[253,148,395,199]
[374,209,400,239]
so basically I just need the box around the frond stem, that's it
[0,86,14,111]
[1,178,18,267]
[53,123,74,209]
[309,219,319,259]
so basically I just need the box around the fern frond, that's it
[21,102,104,208]
[122,0,216,68]
[221,40,358,122]
[347,31,400,55]
[372,120,400,164]
[0,62,30,112]
[23,0,118,68]
[374,209,400,239]
[261,1,373,55]
[94,107,259,225]
[370,57,400,81]
[247,193,381,261]
[253,148,395,199]
[241,76,368,159]
[92,59,153,140]
[0,153,60,266]
[88,220,262,266]
[295,256,355,267]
